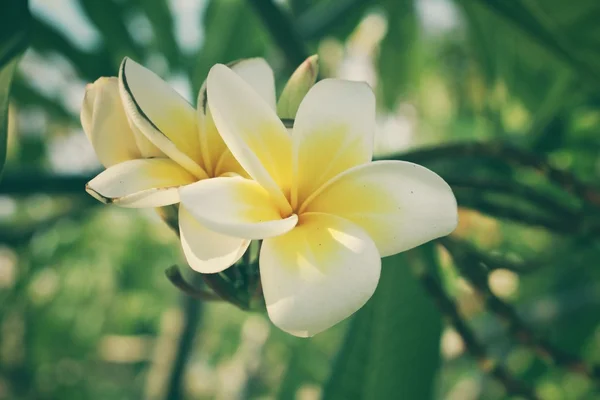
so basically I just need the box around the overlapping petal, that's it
[179,176,298,240]
[260,212,381,337]
[206,64,292,213]
[292,79,375,208]
[197,59,276,176]
[302,160,458,257]
[81,77,141,167]
[118,58,205,178]
[179,206,250,273]
[86,159,199,208]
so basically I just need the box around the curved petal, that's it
[86,158,199,208]
[303,160,458,257]
[197,58,276,176]
[179,206,250,273]
[118,58,205,178]
[292,79,375,209]
[260,212,381,337]
[206,64,292,214]
[81,77,140,167]
[179,176,297,240]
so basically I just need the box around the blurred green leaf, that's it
[0,0,31,177]
[323,246,442,400]
[77,0,143,67]
[377,0,418,109]
[30,15,113,81]
[130,0,181,67]
[466,0,600,85]
[191,0,270,93]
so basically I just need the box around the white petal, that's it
[206,64,292,213]
[86,158,198,208]
[118,58,206,178]
[292,79,375,209]
[303,160,458,257]
[179,176,297,240]
[81,77,141,167]
[260,212,381,337]
[230,58,276,110]
[179,206,250,273]
[196,58,276,176]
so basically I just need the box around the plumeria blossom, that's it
[179,64,459,337]
[81,56,302,272]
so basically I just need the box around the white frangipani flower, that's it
[82,57,282,272]
[179,64,459,337]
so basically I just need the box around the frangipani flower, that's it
[82,57,297,272]
[179,64,459,337]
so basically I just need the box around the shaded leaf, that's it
[0,0,31,177]
[323,245,442,400]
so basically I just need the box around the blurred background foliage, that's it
[1,0,600,399]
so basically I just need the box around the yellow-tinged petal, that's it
[197,58,276,176]
[277,54,319,119]
[179,176,297,240]
[179,206,250,273]
[81,77,141,167]
[292,79,375,209]
[303,160,458,257]
[206,64,292,214]
[260,212,381,337]
[118,58,206,178]
[86,158,200,208]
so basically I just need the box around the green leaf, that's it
[323,245,442,400]
[461,0,600,89]
[191,0,270,93]
[377,0,419,109]
[30,15,113,81]
[0,0,31,178]
[77,0,143,67]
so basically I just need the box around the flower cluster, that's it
[81,56,458,337]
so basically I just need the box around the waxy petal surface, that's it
[206,64,292,213]
[179,206,250,273]
[81,77,141,167]
[179,176,297,240]
[260,213,381,337]
[292,79,375,209]
[197,59,275,176]
[303,160,458,257]
[86,158,199,208]
[119,58,205,178]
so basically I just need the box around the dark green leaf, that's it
[0,0,31,177]
[377,0,418,109]
[323,246,442,400]
[191,0,270,93]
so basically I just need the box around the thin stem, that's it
[164,295,202,400]
[164,266,222,302]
